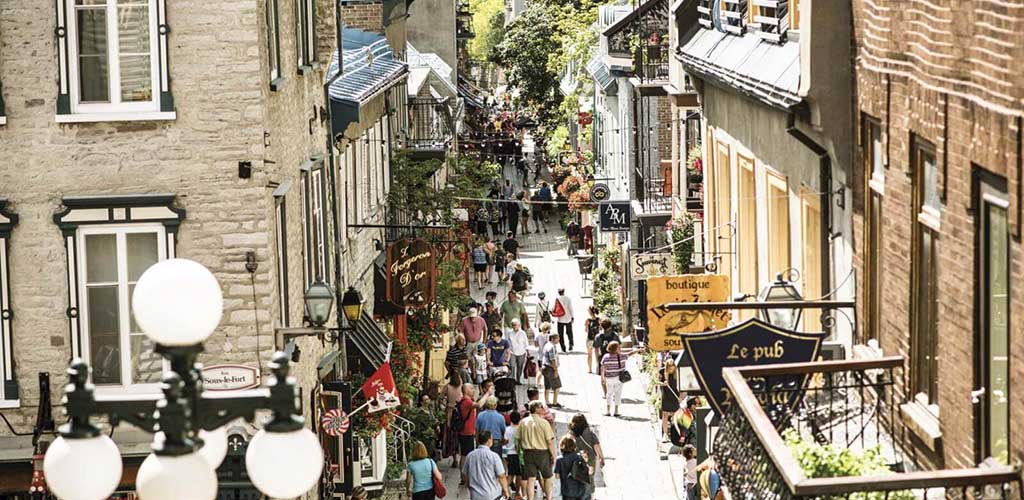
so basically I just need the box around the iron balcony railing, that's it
[407,97,454,151]
[715,356,1022,499]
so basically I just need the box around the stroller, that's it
[494,375,518,413]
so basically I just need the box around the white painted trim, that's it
[868,174,884,195]
[0,116,6,126]
[0,399,20,409]
[55,111,176,123]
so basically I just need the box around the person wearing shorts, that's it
[456,384,478,471]
[516,401,555,500]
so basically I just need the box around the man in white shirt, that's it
[553,288,575,351]
[507,319,530,384]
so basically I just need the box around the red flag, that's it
[362,362,400,413]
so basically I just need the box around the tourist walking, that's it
[507,319,529,384]
[530,191,547,233]
[682,444,698,500]
[454,384,479,470]
[462,431,512,500]
[472,242,488,289]
[535,292,552,327]
[443,372,464,464]
[500,290,529,330]
[445,334,470,383]
[540,333,561,407]
[494,244,508,285]
[600,341,640,417]
[507,196,520,238]
[406,441,443,500]
[459,307,488,374]
[516,401,556,500]
[504,412,524,498]
[593,319,621,393]
[659,363,681,441]
[486,328,511,374]
[553,436,590,500]
[569,414,604,496]
[476,397,507,456]
[537,182,553,223]
[518,191,531,234]
[485,238,497,284]
[584,307,600,374]
[475,203,490,236]
[502,231,520,260]
[490,195,503,237]
[552,288,575,351]
[565,219,581,256]
[511,264,531,294]
[524,387,555,424]
[482,292,502,332]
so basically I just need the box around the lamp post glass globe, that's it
[132,258,224,346]
[43,434,123,500]
[136,452,217,500]
[198,426,229,468]
[758,273,803,330]
[304,280,334,327]
[341,286,365,323]
[245,427,323,499]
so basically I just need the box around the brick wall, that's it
[852,0,1024,470]
[341,0,384,33]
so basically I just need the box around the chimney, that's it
[340,0,385,33]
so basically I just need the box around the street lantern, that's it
[43,258,323,500]
[341,286,365,324]
[304,280,335,328]
[758,272,803,330]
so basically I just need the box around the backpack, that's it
[451,400,469,432]
[552,298,566,318]
[570,456,591,484]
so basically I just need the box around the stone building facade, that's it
[851,0,1023,470]
[0,0,408,495]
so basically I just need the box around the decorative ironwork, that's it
[606,0,669,81]
[713,357,1024,499]
[407,97,454,152]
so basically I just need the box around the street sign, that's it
[599,201,631,231]
[386,238,436,307]
[646,275,731,350]
[589,183,611,202]
[201,364,260,391]
[683,318,826,416]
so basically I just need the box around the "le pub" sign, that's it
[386,238,436,307]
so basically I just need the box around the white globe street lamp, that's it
[43,259,324,500]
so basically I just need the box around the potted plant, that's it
[686,144,703,184]
[667,212,697,271]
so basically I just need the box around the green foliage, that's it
[667,212,697,271]
[493,6,561,123]
[641,349,661,411]
[469,0,505,62]
[783,429,914,500]
[387,153,500,225]
[591,267,621,321]
[600,243,622,274]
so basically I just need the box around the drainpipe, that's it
[785,112,833,337]
[324,0,348,375]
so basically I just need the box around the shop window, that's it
[910,136,939,406]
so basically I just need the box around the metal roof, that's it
[326,28,408,136]
[677,28,802,110]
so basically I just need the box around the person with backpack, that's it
[554,435,591,500]
[535,292,552,327]
[502,231,519,259]
[565,219,581,256]
[472,241,488,289]
[569,414,604,497]
[584,307,601,374]
[538,182,553,223]
[511,264,531,294]
[552,288,575,351]
[529,191,547,233]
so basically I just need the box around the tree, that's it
[468,0,505,62]
[493,5,562,125]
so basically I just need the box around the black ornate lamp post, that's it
[43,259,323,500]
[758,271,804,330]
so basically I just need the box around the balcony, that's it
[714,357,1022,499]
[457,1,472,18]
[456,18,475,40]
[406,97,454,160]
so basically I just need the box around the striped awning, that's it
[326,28,408,137]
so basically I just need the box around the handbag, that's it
[433,474,447,497]
[552,299,566,318]
[524,356,537,377]
[617,355,632,383]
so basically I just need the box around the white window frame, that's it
[295,0,316,70]
[274,195,290,327]
[311,169,327,282]
[64,0,165,117]
[0,204,17,407]
[267,0,283,88]
[77,223,168,394]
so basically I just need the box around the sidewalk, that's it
[439,209,681,500]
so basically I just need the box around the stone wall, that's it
[340,0,385,33]
[852,0,1024,470]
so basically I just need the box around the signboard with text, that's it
[683,318,826,416]
[201,364,260,391]
[646,274,731,351]
[599,201,631,232]
[386,238,436,307]
[631,252,678,280]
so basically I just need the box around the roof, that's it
[677,27,801,110]
[407,44,457,97]
[349,311,391,368]
[602,0,668,38]
[458,75,486,108]
[586,54,618,94]
[326,28,408,136]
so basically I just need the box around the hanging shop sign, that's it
[631,252,678,280]
[683,318,826,416]
[320,409,351,437]
[386,238,436,307]
[201,364,260,391]
[599,201,631,232]
[646,274,730,351]
[590,183,611,202]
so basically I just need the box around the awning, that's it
[458,75,486,109]
[677,27,802,111]
[586,54,618,94]
[348,312,391,369]
[326,28,408,138]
